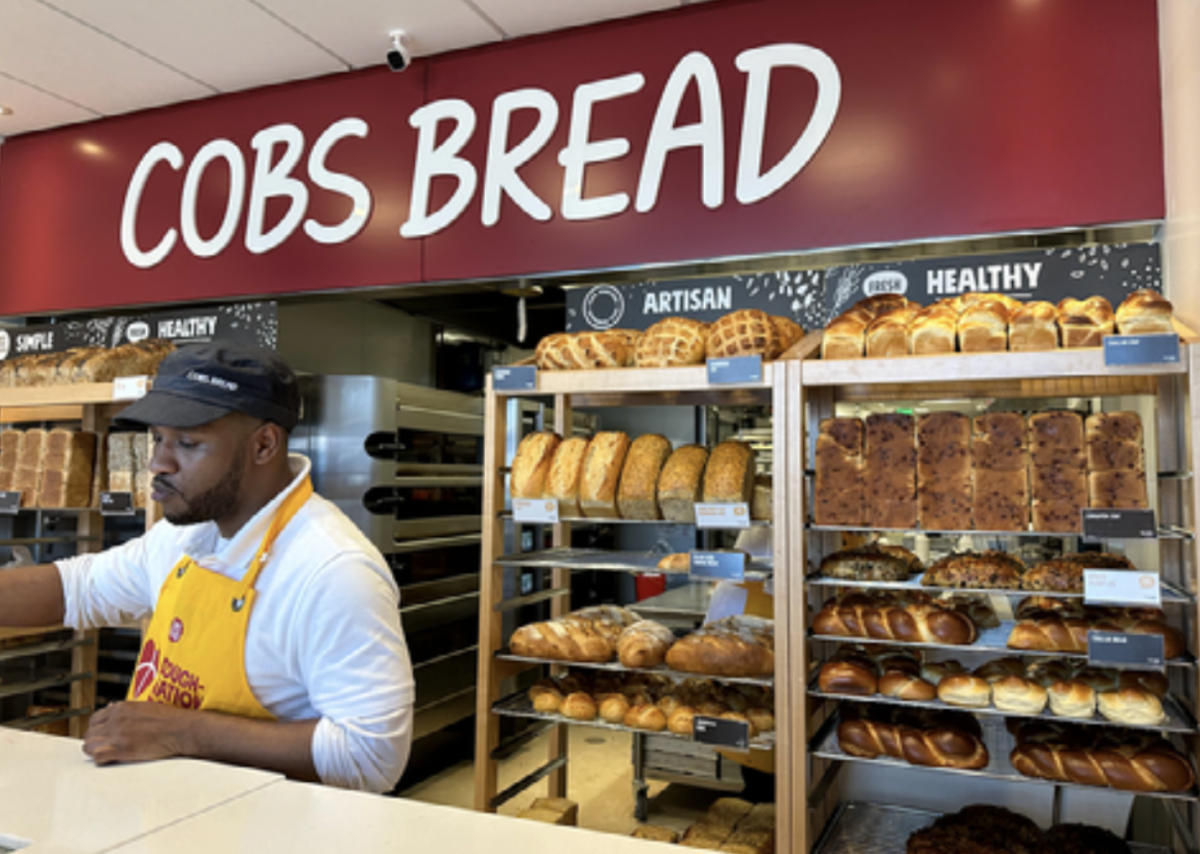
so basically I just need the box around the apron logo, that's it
[132,639,160,699]
[168,618,184,643]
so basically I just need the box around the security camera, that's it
[387,30,412,72]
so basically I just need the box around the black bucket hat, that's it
[114,342,300,431]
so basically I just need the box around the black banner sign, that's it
[824,243,1161,323]
[565,271,824,332]
[0,302,278,362]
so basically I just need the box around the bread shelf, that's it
[0,382,126,408]
[807,675,1197,734]
[501,512,771,529]
[0,670,94,701]
[805,523,1195,541]
[494,547,773,578]
[492,690,777,751]
[811,801,1171,854]
[0,634,94,664]
[805,571,1195,605]
[490,363,780,405]
[494,649,775,688]
[810,713,1199,803]
[810,621,1197,668]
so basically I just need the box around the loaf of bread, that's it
[635,317,709,368]
[973,468,1029,531]
[535,334,571,370]
[510,605,641,663]
[616,434,672,520]
[865,413,916,529]
[771,315,804,356]
[511,432,561,499]
[818,657,879,696]
[579,431,631,517]
[37,430,97,508]
[906,805,1045,854]
[958,299,1010,352]
[750,475,772,521]
[1097,688,1167,726]
[1009,301,1060,351]
[907,304,958,355]
[879,671,936,701]
[617,620,676,668]
[107,432,135,493]
[822,312,868,360]
[992,675,1049,714]
[821,545,917,581]
[657,444,708,522]
[837,711,989,770]
[1048,680,1097,718]
[568,331,635,369]
[1088,470,1148,509]
[1058,296,1115,348]
[0,429,21,492]
[543,436,590,517]
[920,550,1025,588]
[13,429,46,508]
[866,307,918,358]
[702,441,755,504]
[812,595,978,645]
[631,825,680,844]
[1029,411,1085,469]
[1010,721,1194,792]
[706,309,782,360]
[664,615,774,677]
[936,673,992,708]
[1116,289,1174,335]
[815,417,864,526]
[1007,616,1183,659]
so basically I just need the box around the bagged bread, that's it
[616,434,672,520]
[657,444,708,522]
[579,431,632,517]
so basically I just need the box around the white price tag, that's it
[694,503,751,529]
[1084,569,1161,607]
[512,498,560,523]
[112,375,150,401]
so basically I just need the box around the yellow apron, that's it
[126,477,314,720]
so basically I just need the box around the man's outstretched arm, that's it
[0,564,66,627]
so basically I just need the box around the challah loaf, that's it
[837,713,989,770]
[1010,723,1194,792]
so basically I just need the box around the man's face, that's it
[149,415,255,526]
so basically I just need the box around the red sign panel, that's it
[0,0,1163,316]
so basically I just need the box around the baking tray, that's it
[494,547,773,579]
[810,621,1198,668]
[808,674,1197,734]
[492,691,776,750]
[811,801,1172,854]
[494,649,774,688]
[805,571,1194,605]
[811,714,1199,803]
[806,523,1195,541]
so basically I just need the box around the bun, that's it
[598,694,631,723]
[1097,689,1167,726]
[818,657,879,696]
[529,679,565,713]
[543,436,590,517]
[635,317,709,367]
[617,434,672,520]
[657,445,708,523]
[579,431,632,517]
[511,432,561,499]
[919,661,964,686]
[936,674,992,708]
[879,672,936,701]
[1048,681,1097,718]
[1116,289,1173,335]
[623,703,668,731]
[617,620,676,668]
[560,692,598,720]
[667,706,697,735]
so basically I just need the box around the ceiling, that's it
[0,0,709,139]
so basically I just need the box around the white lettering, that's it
[121,142,183,269]
[15,332,54,353]
[643,292,659,314]
[305,118,372,245]
[928,269,946,295]
[959,268,976,292]
[180,139,245,258]
[401,99,478,238]
[482,89,558,226]
[1023,262,1043,289]
[986,265,1003,291]
[1003,265,1022,290]
[735,44,841,204]
[636,52,724,212]
[246,124,308,255]
[558,73,645,221]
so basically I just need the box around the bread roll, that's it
[617,620,676,668]
[579,431,632,517]
[1058,296,1115,348]
[1116,289,1173,335]
[631,825,680,844]
[1097,688,1166,726]
[617,434,672,520]
[667,706,697,735]
[879,671,936,701]
[972,656,1026,682]
[529,679,564,713]
[511,432,561,499]
[702,441,755,504]
[624,703,668,731]
[543,436,589,518]
[1009,301,1059,351]
[657,445,708,523]
[936,673,992,708]
[706,309,782,360]
[1048,680,1097,718]
[560,691,597,720]
[992,675,1048,714]
[635,317,709,367]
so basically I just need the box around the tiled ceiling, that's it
[0,0,706,138]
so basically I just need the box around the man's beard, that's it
[162,448,246,526]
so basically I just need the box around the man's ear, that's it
[252,422,287,466]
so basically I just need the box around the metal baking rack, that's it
[493,649,775,688]
[492,690,776,751]
[805,522,1196,540]
[811,801,1172,854]
[805,571,1195,604]
[810,714,1199,803]
[807,674,1197,734]
[810,621,1198,668]
[494,547,774,578]
[501,512,771,528]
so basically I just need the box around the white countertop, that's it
[0,730,280,854]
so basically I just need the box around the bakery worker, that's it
[0,343,414,793]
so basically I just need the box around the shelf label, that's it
[695,503,751,529]
[112,375,150,401]
[492,366,537,391]
[693,715,750,750]
[0,491,20,515]
[513,498,559,523]
[690,551,747,582]
[1084,569,1161,607]
[707,355,762,384]
[1081,509,1156,540]
[1103,333,1180,366]
[1087,630,1165,668]
[99,491,136,516]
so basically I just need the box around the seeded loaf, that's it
[543,436,590,518]
[658,444,709,522]
[0,430,20,492]
[510,431,561,499]
[702,441,756,504]
[14,429,46,508]
[579,431,632,517]
[617,434,672,520]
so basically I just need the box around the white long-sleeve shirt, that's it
[56,454,415,793]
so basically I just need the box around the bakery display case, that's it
[473,343,808,850]
[790,327,1200,852]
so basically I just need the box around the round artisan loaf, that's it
[667,706,696,735]
[565,330,635,369]
[535,333,573,370]
[1097,688,1166,726]
[623,703,667,731]
[991,675,1048,715]
[706,309,784,360]
[635,317,709,368]
[937,674,992,708]
[770,315,804,355]
[664,615,774,677]
[1048,680,1096,718]
[598,693,631,724]
[529,679,565,713]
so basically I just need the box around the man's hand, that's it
[83,701,193,765]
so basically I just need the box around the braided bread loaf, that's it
[813,594,978,646]
[1010,722,1194,792]
[837,710,989,770]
